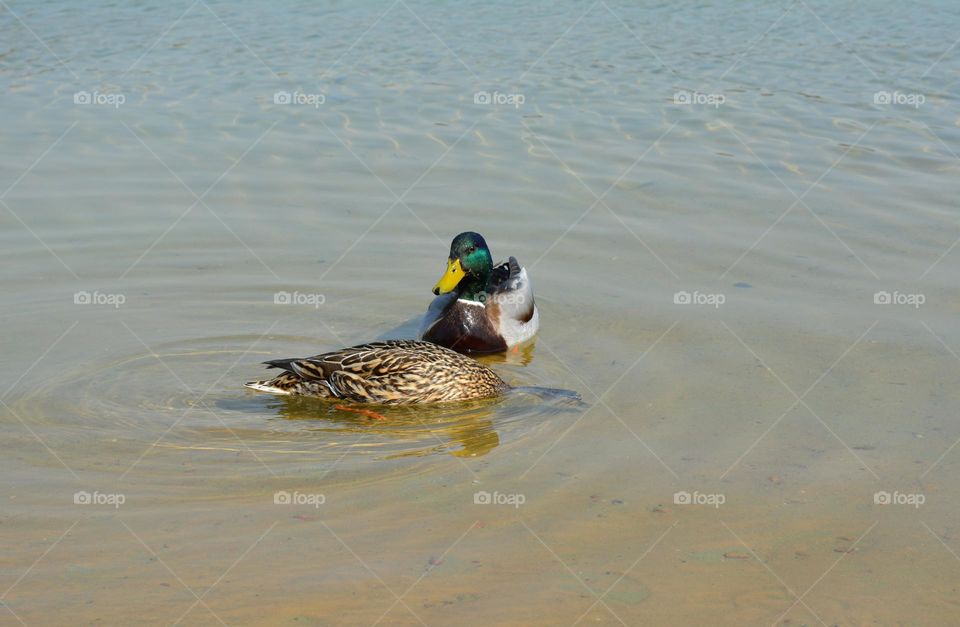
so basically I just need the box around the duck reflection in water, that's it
[267,394,504,458]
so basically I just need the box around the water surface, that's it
[2,1,960,624]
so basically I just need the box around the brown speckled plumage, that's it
[245,340,508,404]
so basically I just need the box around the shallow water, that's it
[3,1,960,625]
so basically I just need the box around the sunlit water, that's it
[2,1,960,624]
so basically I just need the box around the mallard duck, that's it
[418,232,539,353]
[245,339,508,404]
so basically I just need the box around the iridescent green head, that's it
[432,232,494,301]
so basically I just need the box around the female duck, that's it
[418,232,539,353]
[246,339,507,404]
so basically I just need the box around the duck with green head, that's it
[418,231,539,353]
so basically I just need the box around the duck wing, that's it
[490,256,523,292]
[487,256,536,324]
[267,340,419,380]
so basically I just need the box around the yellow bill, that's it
[433,258,464,295]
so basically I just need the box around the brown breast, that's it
[422,300,508,354]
